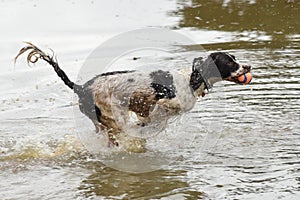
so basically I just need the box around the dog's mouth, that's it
[225,64,252,83]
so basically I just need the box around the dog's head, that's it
[190,52,251,91]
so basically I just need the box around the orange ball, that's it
[237,73,252,84]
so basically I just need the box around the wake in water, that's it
[0,135,84,161]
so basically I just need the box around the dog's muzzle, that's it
[225,64,252,82]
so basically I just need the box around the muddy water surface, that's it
[0,0,299,199]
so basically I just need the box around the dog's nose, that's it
[242,65,251,71]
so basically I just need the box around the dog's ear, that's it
[192,57,204,72]
[198,54,223,88]
[193,55,217,75]
[199,55,215,88]
[190,57,206,91]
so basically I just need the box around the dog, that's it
[15,42,251,152]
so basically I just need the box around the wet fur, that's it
[15,43,251,152]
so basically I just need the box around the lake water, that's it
[0,0,299,199]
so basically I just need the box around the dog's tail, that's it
[14,42,82,94]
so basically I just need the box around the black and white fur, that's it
[15,43,251,152]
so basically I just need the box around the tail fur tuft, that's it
[15,42,77,91]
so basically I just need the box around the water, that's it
[1,0,299,199]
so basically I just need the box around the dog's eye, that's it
[226,62,234,66]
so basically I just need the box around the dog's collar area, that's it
[194,82,208,97]
[201,81,210,97]
[190,68,211,98]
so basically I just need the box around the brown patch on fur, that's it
[129,90,157,118]
[92,86,181,152]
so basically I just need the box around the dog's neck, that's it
[194,82,206,97]
[176,67,207,97]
